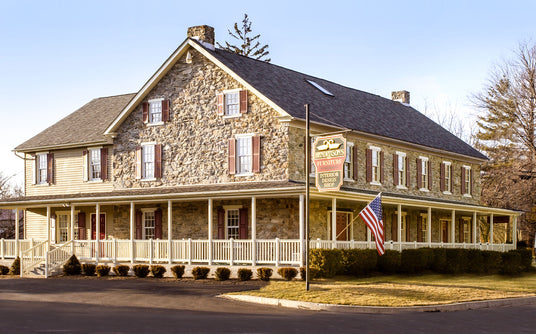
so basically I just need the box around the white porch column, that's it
[207,198,213,266]
[251,197,256,266]
[489,213,494,245]
[331,198,337,246]
[14,208,19,257]
[46,206,51,247]
[95,203,100,263]
[299,195,304,266]
[473,211,477,245]
[70,205,75,241]
[427,207,432,246]
[397,204,402,251]
[512,215,518,246]
[130,202,135,264]
[451,210,455,244]
[168,200,172,264]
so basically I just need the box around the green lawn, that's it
[231,273,536,307]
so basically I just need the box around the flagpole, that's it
[305,103,310,291]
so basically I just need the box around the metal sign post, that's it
[305,104,310,291]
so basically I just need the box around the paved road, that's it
[1,277,535,333]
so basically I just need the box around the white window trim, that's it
[462,216,472,243]
[55,210,80,242]
[396,211,408,242]
[141,208,157,240]
[395,151,407,189]
[88,147,103,182]
[442,161,452,194]
[343,142,355,182]
[222,89,242,118]
[223,205,243,239]
[463,165,472,197]
[35,152,50,186]
[234,134,255,177]
[419,156,429,192]
[147,98,164,125]
[141,142,157,181]
[369,146,381,185]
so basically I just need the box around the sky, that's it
[1,0,536,187]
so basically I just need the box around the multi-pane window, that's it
[463,219,471,243]
[371,149,381,183]
[237,136,252,174]
[421,215,427,242]
[225,92,240,116]
[89,149,101,181]
[143,145,155,179]
[37,154,48,184]
[444,163,452,192]
[58,215,69,242]
[73,215,79,240]
[149,100,162,123]
[421,158,429,189]
[464,167,471,195]
[398,154,406,187]
[226,209,240,239]
[143,211,156,239]
[344,144,353,179]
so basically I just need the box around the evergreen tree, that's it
[217,14,271,62]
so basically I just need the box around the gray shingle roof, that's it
[201,42,486,160]
[16,93,135,151]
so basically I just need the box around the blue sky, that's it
[1,0,536,186]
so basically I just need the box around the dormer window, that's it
[217,89,247,117]
[149,100,162,123]
[142,99,170,125]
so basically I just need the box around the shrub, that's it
[340,249,378,276]
[467,249,485,274]
[192,266,210,279]
[445,249,470,274]
[113,265,130,277]
[151,265,166,278]
[277,267,298,281]
[501,251,522,275]
[96,265,110,277]
[237,268,252,281]
[516,240,528,248]
[170,265,185,279]
[132,264,150,278]
[63,255,81,275]
[377,250,401,274]
[431,248,447,273]
[481,251,502,275]
[299,267,320,280]
[215,267,231,281]
[10,257,20,275]
[309,248,342,278]
[257,267,273,281]
[401,249,430,274]
[0,265,9,275]
[511,249,533,272]
[82,263,96,276]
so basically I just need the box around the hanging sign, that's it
[313,134,346,192]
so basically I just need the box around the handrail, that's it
[45,240,74,278]
[20,240,49,277]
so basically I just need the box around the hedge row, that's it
[310,248,534,277]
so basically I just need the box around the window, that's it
[463,218,471,243]
[143,145,155,179]
[58,215,69,242]
[417,156,430,191]
[36,153,48,184]
[237,136,252,174]
[395,152,407,187]
[218,90,247,116]
[421,158,429,190]
[463,166,472,195]
[149,99,162,123]
[225,92,240,116]
[226,209,240,239]
[136,144,161,180]
[143,210,156,239]
[142,99,169,124]
[371,148,381,183]
[444,162,452,193]
[89,149,101,181]
[344,143,354,180]
[229,135,260,175]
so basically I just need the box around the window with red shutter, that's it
[239,208,248,239]
[162,99,170,122]
[155,209,163,239]
[228,138,236,175]
[135,210,142,239]
[100,148,108,181]
[393,154,399,186]
[239,90,248,113]
[217,208,225,239]
[252,135,260,173]
[142,102,149,123]
[46,153,54,184]
[78,212,86,240]
[217,93,224,115]
[352,145,358,181]
[154,144,162,179]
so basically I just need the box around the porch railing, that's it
[20,240,49,276]
[45,240,74,278]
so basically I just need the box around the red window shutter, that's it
[47,153,54,184]
[406,221,411,242]
[142,102,149,123]
[239,90,248,113]
[440,163,445,192]
[135,210,142,239]
[99,214,105,240]
[393,154,399,185]
[135,147,142,179]
[366,149,372,183]
[380,151,384,183]
[461,167,466,194]
[416,158,422,189]
[428,161,432,190]
[154,144,162,179]
[405,157,410,187]
[217,93,224,115]
[100,148,108,181]
[252,135,261,173]
[391,213,397,241]
[228,138,236,175]
[162,99,170,122]
[239,208,248,239]
[217,208,225,239]
[352,145,358,181]
[470,169,474,195]
[78,212,86,240]
[458,218,464,243]
[155,208,163,239]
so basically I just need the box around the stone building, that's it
[0,25,518,275]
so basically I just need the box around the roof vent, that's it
[306,79,334,96]
[392,90,410,105]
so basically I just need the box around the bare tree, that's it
[422,99,476,145]
[217,14,271,62]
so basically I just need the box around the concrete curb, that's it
[220,294,536,313]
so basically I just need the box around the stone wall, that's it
[113,48,289,188]
[289,127,482,205]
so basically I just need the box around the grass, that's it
[231,273,536,307]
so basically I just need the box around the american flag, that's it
[359,194,385,255]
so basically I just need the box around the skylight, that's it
[306,79,334,96]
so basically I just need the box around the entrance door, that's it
[336,212,349,241]
[441,220,449,243]
[91,214,106,240]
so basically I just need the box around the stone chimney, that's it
[187,25,215,46]
[391,90,410,105]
